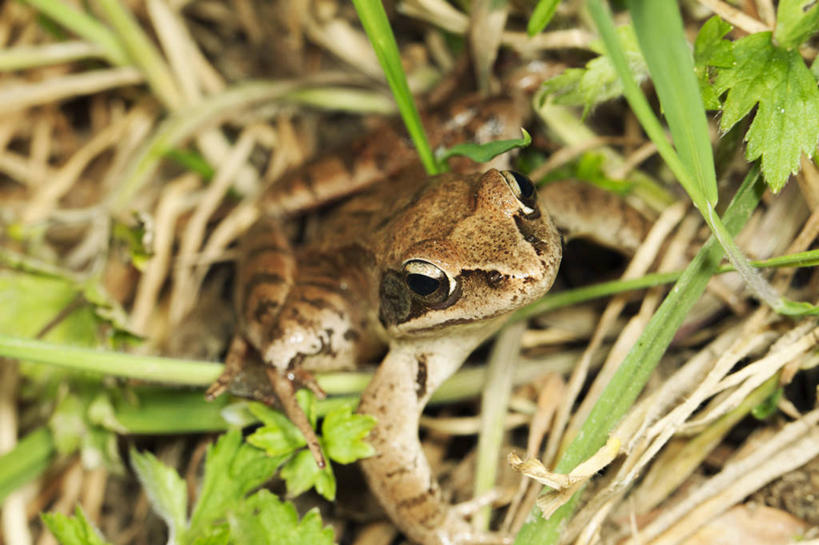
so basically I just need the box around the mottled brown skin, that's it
[208,96,650,545]
[243,168,561,545]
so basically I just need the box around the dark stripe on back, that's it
[243,243,290,262]
[242,272,287,306]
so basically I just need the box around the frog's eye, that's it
[501,170,538,216]
[402,259,455,304]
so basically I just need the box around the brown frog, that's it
[208,96,647,545]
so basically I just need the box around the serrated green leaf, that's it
[540,25,648,117]
[130,449,188,544]
[775,0,819,50]
[229,490,335,545]
[437,129,531,166]
[280,448,336,500]
[714,32,819,191]
[695,16,734,67]
[42,506,113,545]
[189,429,279,535]
[322,406,376,464]
[189,525,230,545]
[694,16,734,110]
[246,402,307,457]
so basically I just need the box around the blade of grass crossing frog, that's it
[352,0,439,174]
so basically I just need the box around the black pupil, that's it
[510,171,535,199]
[406,273,440,296]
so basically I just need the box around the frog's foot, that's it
[207,336,326,468]
[205,335,249,401]
[265,367,326,468]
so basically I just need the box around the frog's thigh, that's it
[257,272,363,372]
[236,215,297,351]
[539,180,650,254]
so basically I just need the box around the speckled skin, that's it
[209,96,648,545]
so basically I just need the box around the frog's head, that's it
[377,169,562,338]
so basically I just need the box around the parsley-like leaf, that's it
[693,16,734,110]
[42,507,112,545]
[775,0,819,50]
[714,31,819,191]
[539,25,648,117]
[188,429,279,535]
[130,449,188,544]
[229,490,335,545]
[246,402,307,457]
[322,406,376,464]
[280,448,336,500]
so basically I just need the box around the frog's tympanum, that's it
[207,97,645,545]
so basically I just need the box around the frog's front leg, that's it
[359,336,504,545]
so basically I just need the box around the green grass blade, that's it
[94,0,183,109]
[351,0,439,174]
[513,165,764,545]
[628,0,717,205]
[19,0,128,66]
[586,0,705,210]
[0,427,55,503]
[0,335,222,385]
[513,249,819,320]
[590,0,816,315]
[527,0,561,36]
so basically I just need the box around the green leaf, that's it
[246,402,307,457]
[189,525,230,545]
[296,389,319,429]
[322,406,376,464]
[49,394,88,454]
[527,0,560,36]
[437,129,531,165]
[714,32,819,192]
[112,219,151,270]
[751,387,783,419]
[164,148,215,180]
[0,427,55,504]
[280,448,336,500]
[229,490,335,545]
[539,25,648,117]
[42,506,113,545]
[775,0,819,50]
[130,449,188,544]
[189,429,279,535]
[0,273,97,348]
[693,16,734,110]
